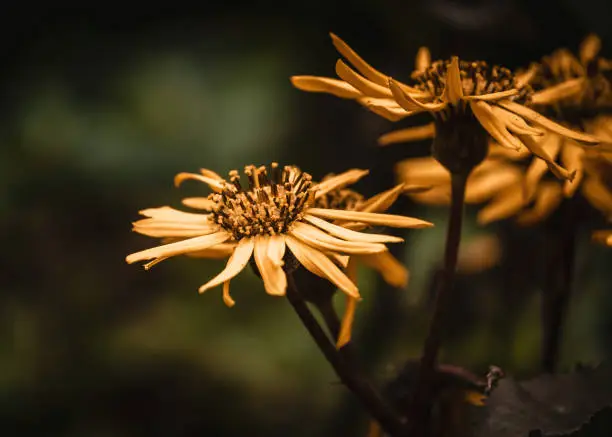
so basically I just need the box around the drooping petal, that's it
[531,78,585,105]
[358,97,415,121]
[516,182,563,226]
[470,100,524,150]
[465,165,523,204]
[285,235,360,298]
[290,222,387,254]
[126,231,231,264]
[253,236,287,296]
[377,123,435,146]
[389,78,447,112]
[222,281,235,307]
[337,295,358,349]
[443,56,464,105]
[477,187,528,225]
[490,106,545,137]
[174,172,225,192]
[313,169,369,198]
[463,89,519,101]
[498,101,601,145]
[523,134,562,200]
[303,214,403,243]
[198,238,254,294]
[357,251,409,288]
[307,208,434,228]
[336,60,393,98]
[519,135,575,181]
[561,141,585,197]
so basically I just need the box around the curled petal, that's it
[222,281,235,307]
[389,78,447,112]
[519,135,575,181]
[181,197,216,210]
[174,172,225,192]
[470,100,524,150]
[198,238,254,294]
[336,60,392,98]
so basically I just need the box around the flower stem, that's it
[409,172,468,432]
[285,272,408,436]
[541,200,577,373]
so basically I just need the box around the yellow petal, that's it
[267,234,286,267]
[126,231,231,264]
[515,63,539,89]
[523,134,562,201]
[289,76,363,99]
[580,34,601,64]
[290,222,387,254]
[138,206,213,223]
[470,100,524,150]
[519,135,575,181]
[337,296,358,348]
[465,165,522,204]
[187,243,237,259]
[222,281,235,307]
[477,188,527,225]
[582,176,612,216]
[313,168,369,198]
[516,182,563,226]
[389,78,447,112]
[330,33,388,86]
[443,56,463,105]
[336,60,392,98]
[254,236,287,296]
[395,156,450,186]
[285,235,360,298]
[132,221,219,238]
[307,208,434,228]
[490,106,545,137]
[198,238,254,293]
[358,183,406,213]
[181,197,216,210]
[463,89,519,101]
[358,97,415,121]
[174,172,225,192]
[377,123,436,146]
[498,101,600,145]
[561,141,585,197]
[415,46,431,73]
[531,78,585,105]
[303,214,403,243]
[357,251,409,288]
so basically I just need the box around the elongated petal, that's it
[174,172,225,192]
[580,34,601,64]
[561,141,585,197]
[358,183,406,213]
[470,100,524,150]
[303,214,403,243]
[313,168,369,198]
[490,106,545,137]
[222,281,235,307]
[285,235,360,298]
[336,60,392,98]
[515,63,539,88]
[132,221,219,238]
[126,231,231,264]
[531,78,585,105]
[415,46,431,73]
[337,296,358,348]
[582,176,612,216]
[519,134,575,181]
[187,243,236,259]
[254,236,287,296]
[181,197,216,210]
[267,234,286,267]
[290,75,363,99]
[396,156,450,186]
[330,33,389,86]
[357,251,409,288]
[523,134,561,200]
[463,89,519,101]
[358,97,415,121]
[378,123,435,146]
[290,222,387,254]
[198,238,254,293]
[389,78,447,112]
[465,165,522,203]
[443,56,463,105]
[498,101,600,145]
[139,206,213,223]
[307,208,434,228]
[516,182,563,226]
[477,188,528,225]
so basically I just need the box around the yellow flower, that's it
[126,164,433,307]
[314,178,425,347]
[291,33,599,176]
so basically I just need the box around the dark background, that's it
[2,1,612,436]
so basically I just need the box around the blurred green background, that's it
[2,2,612,436]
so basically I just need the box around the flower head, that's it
[126,164,433,306]
[291,33,600,176]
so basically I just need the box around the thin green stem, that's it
[285,272,408,436]
[409,172,468,434]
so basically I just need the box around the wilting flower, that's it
[291,33,599,175]
[126,164,433,308]
[314,178,429,346]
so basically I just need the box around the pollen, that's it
[210,163,315,240]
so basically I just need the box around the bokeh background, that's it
[3,1,612,436]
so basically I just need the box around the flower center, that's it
[411,59,532,103]
[314,185,363,211]
[210,163,314,240]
